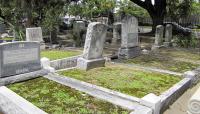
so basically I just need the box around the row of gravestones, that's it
[152,24,173,50]
[0,15,140,79]
[77,15,140,70]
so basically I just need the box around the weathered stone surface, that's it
[0,69,49,86]
[121,16,139,48]
[118,16,140,59]
[26,27,43,42]
[188,86,200,114]
[73,21,86,32]
[0,86,47,114]
[118,46,141,59]
[0,42,41,78]
[164,24,172,47]
[112,22,121,45]
[141,93,161,114]
[77,57,105,70]
[0,23,6,34]
[77,22,107,70]
[50,55,80,70]
[82,22,107,60]
[155,25,164,46]
[160,78,191,113]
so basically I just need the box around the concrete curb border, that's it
[0,86,47,114]
[0,69,49,86]
[50,55,81,70]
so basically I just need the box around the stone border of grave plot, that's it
[44,73,153,114]
[0,86,47,114]
[141,67,200,114]
[50,55,81,70]
[0,69,49,86]
[48,64,200,114]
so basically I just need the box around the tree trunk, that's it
[150,14,164,33]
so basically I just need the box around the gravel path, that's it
[164,83,200,114]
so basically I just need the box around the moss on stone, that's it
[8,78,129,114]
[59,64,181,98]
[41,50,81,60]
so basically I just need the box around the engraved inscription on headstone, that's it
[0,42,41,78]
[26,27,43,42]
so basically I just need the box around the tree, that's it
[129,0,193,32]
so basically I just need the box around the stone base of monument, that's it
[163,42,172,47]
[77,57,105,70]
[40,43,46,50]
[151,45,164,50]
[118,46,141,59]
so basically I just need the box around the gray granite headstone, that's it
[155,25,164,46]
[73,21,86,32]
[77,22,107,70]
[0,42,41,78]
[152,25,164,50]
[0,23,6,34]
[118,16,140,59]
[26,27,43,42]
[112,22,121,45]
[164,24,172,47]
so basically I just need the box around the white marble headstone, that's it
[26,27,43,42]
[121,16,139,48]
[82,22,107,60]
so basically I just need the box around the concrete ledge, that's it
[183,67,200,85]
[44,73,149,111]
[0,69,49,86]
[159,78,191,113]
[0,86,47,114]
[50,55,81,70]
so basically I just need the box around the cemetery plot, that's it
[59,63,181,98]
[41,50,81,60]
[121,49,200,73]
[8,77,129,114]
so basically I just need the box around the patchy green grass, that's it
[159,48,200,61]
[8,78,129,114]
[59,64,181,98]
[41,50,81,60]
[123,52,199,73]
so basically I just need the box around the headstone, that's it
[118,16,140,59]
[164,24,172,47]
[112,22,121,45]
[26,27,45,49]
[26,27,43,42]
[73,21,86,32]
[152,25,164,50]
[0,42,41,78]
[0,23,6,34]
[73,21,86,47]
[77,22,107,70]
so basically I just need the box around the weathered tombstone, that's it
[26,27,45,49]
[0,23,6,34]
[118,16,140,59]
[112,22,121,45]
[73,21,86,46]
[77,22,107,70]
[152,25,164,50]
[164,24,172,47]
[0,42,41,78]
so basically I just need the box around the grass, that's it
[41,50,81,60]
[122,49,200,73]
[8,77,129,114]
[158,48,200,61]
[59,64,181,98]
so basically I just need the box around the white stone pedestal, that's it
[77,57,105,70]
